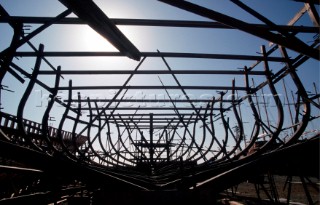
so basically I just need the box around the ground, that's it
[217,175,319,205]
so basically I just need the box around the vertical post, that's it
[300,176,314,204]
[165,129,170,162]
[282,79,295,135]
[286,175,292,205]
[251,79,262,120]
[267,171,279,203]
[71,92,81,153]
[294,93,301,133]
[236,89,246,147]
[261,87,271,130]
[313,82,320,105]
[149,113,154,167]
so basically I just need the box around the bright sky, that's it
[0,0,319,162]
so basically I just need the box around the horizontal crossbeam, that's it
[11,52,286,61]
[39,70,265,75]
[0,16,317,33]
[57,85,246,90]
[68,99,232,103]
[81,107,225,111]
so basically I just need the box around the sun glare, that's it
[81,25,117,51]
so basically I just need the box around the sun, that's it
[81,25,117,51]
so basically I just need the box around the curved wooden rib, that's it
[41,66,61,154]
[16,44,44,151]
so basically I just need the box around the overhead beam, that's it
[0,16,318,33]
[117,125,184,128]
[0,9,72,59]
[158,0,320,60]
[81,107,225,111]
[107,119,198,123]
[11,51,286,62]
[91,113,206,117]
[67,99,233,103]
[39,70,265,75]
[98,117,200,121]
[57,85,247,90]
[58,0,141,60]
[117,127,180,130]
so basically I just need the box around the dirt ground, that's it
[217,175,319,205]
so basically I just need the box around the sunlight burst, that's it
[81,25,117,51]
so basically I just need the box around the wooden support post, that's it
[149,113,154,168]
